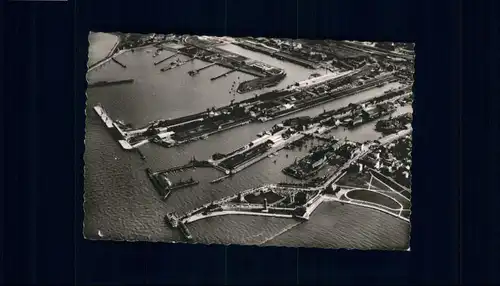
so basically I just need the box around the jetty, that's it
[88,79,134,88]
[154,53,178,66]
[136,149,146,160]
[210,69,237,81]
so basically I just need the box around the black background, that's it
[2,0,499,284]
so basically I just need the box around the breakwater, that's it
[88,79,134,88]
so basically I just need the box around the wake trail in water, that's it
[258,221,303,245]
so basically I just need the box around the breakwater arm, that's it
[88,79,134,88]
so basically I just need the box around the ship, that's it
[165,212,179,228]
[137,149,146,160]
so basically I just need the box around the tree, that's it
[294,192,307,205]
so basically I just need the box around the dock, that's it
[111,57,127,68]
[93,105,114,128]
[210,69,237,81]
[154,53,178,66]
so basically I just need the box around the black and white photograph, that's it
[84,32,414,250]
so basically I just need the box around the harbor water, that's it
[84,38,411,249]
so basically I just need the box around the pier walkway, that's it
[210,69,237,81]
[154,53,178,65]
[190,63,216,74]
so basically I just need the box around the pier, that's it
[210,174,231,184]
[111,57,127,68]
[154,53,178,66]
[93,105,114,128]
[188,63,216,75]
[178,221,193,240]
[88,79,134,88]
[146,168,200,201]
[160,58,193,72]
[210,69,237,81]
